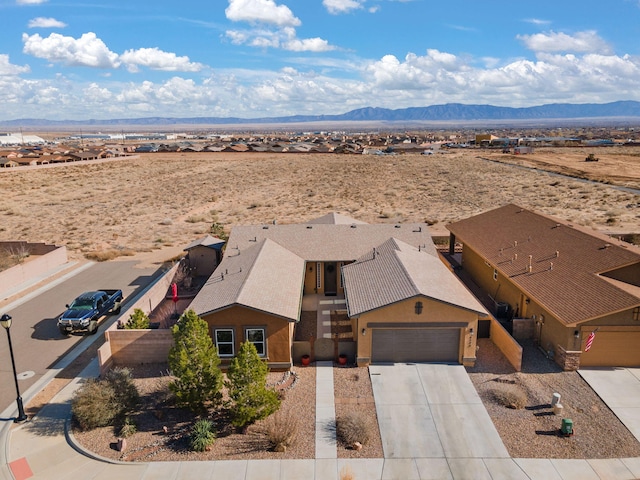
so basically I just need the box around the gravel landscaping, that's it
[467,338,640,459]
[72,364,316,462]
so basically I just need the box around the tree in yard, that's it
[124,308,150,329]
[225,341,281,432]
[168,309,223,413]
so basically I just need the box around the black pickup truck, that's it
[57,289,123,335]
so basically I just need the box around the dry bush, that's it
[85,249,136,261]
[489,384,528,409]
[71,379,119,430]
[262,408,298,452]
[336,411,370,446]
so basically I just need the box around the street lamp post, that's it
[1,314,28,423]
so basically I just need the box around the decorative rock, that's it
[274,443,287,453]
[352,441,362,451]
[117,438,127,452]
[162,426,168,434]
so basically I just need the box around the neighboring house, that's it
[184,235,225,277]
[447,204,640,370]
[189,213,487,370]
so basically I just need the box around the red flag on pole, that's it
[171,283,178,303]
[584,330,596,352]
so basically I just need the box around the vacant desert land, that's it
[0,149,638,260]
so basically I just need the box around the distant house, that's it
[189,213,486,370]
[447,204,640,370]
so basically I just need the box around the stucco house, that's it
[189,213,487,370]
[447,204,640,370]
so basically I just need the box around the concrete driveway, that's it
[369,363,509,460]
[579,367,640,443]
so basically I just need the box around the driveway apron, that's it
[370,363,509,460]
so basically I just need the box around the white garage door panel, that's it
[372,328,460,363]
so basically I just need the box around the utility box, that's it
[561,418,573,436]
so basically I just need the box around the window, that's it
[246,328,266,356]
[215,329,234,357]
[415,301,423,315]
[316,262,321,289]
[634,307,640,322]
[493,269,498,281]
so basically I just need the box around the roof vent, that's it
[306,225,312,229]
[350,224,357,228]
[600,243,612,250]
[395,225,401,228]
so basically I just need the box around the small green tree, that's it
[124,308,150,329]
[225,341,281,432]
[168,309,223,413]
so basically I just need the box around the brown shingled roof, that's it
[343,238,487,317]
[447,204,640,326]
[189,238,304,321]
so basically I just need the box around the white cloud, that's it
[28,17,67,28]
[225,0,300,27]
[518,30,612,54]
[323,0,363,15]
[17,0,47,4]
[120,48,203,72]
[4,47,640,120]
[0,54,30,76]
[22,32,120,68]
[524,18,551,26]
[226,26,335,52]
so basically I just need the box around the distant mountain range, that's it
[3,101,640,127]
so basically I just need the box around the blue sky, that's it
[1,0,640,120]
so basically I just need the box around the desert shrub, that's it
[168,309,223,413]
[226,342,281,431]
[262,409,298,452]
[118,417,137,438]
[104,367,140,413]
[210,222,228,241]
[72,367,140,431]
[72,379,119,430]
[489,384,527,409]
[124,308,150,329]
[84,249,135,261]
[190,419,216,452]
[336,411,370,446]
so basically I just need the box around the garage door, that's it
[580,330,640,367]
[371,328,460,363]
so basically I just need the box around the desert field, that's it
[0,148,638,261]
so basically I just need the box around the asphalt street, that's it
[0,260,163,415]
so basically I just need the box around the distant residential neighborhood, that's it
[2,126,640,168]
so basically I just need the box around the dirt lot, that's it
[0,148,638,262]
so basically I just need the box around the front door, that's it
[324,262,337,296]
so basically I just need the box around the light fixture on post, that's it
[1,314,28,423]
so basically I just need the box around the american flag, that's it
[584,330,597,352]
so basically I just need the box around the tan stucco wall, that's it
[203,306,293,365]
[355,296,479,365]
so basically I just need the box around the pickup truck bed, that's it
[58,289,123,335]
